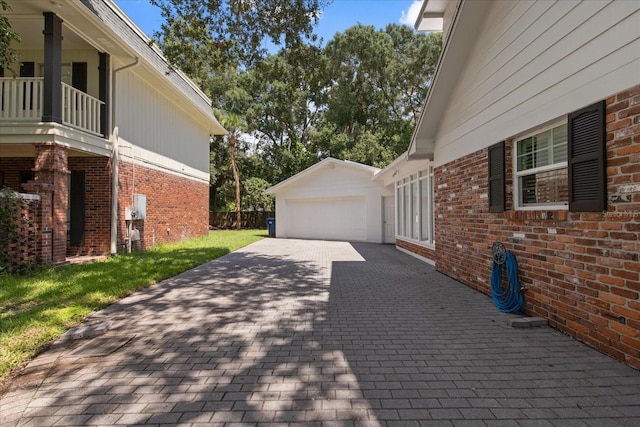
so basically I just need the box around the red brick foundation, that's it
[2,152,210,259]
[406,85,640,369]
[117,161,210,251]
[396,239,436,263]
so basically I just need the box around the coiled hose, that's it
[490,243,524,313]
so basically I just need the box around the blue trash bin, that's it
[266,218,276,238]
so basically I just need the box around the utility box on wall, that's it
[133,194,147,220]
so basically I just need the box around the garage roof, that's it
[265,158,381,195]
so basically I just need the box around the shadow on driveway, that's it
[1,239,639,426]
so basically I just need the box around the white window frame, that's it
[513,121,569,211]
[395,166,435,246]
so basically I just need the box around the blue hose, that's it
[491,251,524,313]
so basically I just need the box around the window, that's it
[514,123,568,209]
[396,167,434,245]
[491,101,606,214]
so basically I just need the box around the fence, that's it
[210,211,274,229]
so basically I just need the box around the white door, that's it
[287,197,366,241]
[383,196,395,244]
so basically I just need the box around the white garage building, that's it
[265,158,394,243]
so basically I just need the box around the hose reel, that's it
[491,241,507,265]
[490,241,524,313]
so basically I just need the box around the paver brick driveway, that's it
[2,239,639,426]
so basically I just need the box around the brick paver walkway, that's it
[1,239,639,426]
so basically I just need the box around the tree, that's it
[239,45,327,184]
[149,0,329,82]
[312,25,442,166]
[0,0,21,71]
[242,178,274,211]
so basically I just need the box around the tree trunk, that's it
[230,133,241,229]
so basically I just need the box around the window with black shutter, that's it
[72,62,87,92]
[488,141,505,213]
[568,101,606,212]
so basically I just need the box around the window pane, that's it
[517,137,535,171]
[396,185,403,236]
[552,126,568,163]
[518,125,568,172]
[519,168,568,205]
[535,131,550,167]
[429,176,434,243]
[420,179,429,241]
[404,184,411,238]
[412,181,419,240]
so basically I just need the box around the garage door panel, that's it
[287,197,366,241]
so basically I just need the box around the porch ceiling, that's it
[5,0,130,56]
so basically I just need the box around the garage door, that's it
[286,196,366,241]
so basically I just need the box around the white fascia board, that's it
[265,158,379,195]
[408,0,488,160]
[415,0,448,32]
[117,139,210,183]
[375,152,432,187]
[374,151,409,183]
[0,122,112,156]
[72,0,226,135]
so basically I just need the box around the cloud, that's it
[399,1,423,26]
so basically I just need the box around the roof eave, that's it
[408,0,489,160]
[414,0,447,32]
[265,158,380,195]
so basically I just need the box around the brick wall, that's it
[67,157,112,256]
[0,192,40,273]
[396,239,436,263]
[117,161,210,250]
[428,85,640,369]
[0,158,37,191]
[32,143,69,264]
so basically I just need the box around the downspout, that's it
[110,57,139,255]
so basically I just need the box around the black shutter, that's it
[69,171,86,247]
[72,62,87,92]
[568,100,606,212]
[98,53,110,137]
[20,171,35,184]
[488,141,505,213]
[20,62,35,77]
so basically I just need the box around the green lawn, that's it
[0,229,266,387]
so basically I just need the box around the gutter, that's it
[110,57,140,255]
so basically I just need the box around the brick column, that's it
[22,181,53,265]
[33,143,69,264]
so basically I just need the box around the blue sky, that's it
[114,0,423,42]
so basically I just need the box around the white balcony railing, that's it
[0,78,104,136]
[0,77,43,120]
[61,82,104,136]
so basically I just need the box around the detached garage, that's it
[265,158,394,243]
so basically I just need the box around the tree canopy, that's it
[149,1,442,212]
[0,0,21,71]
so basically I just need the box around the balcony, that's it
[0,77,105,137]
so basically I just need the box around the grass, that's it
[0,229,266,387]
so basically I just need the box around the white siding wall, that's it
[434,0,640,167]
[114,65,211,176]
[11,49,100,99]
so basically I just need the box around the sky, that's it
[114,0,424,43]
